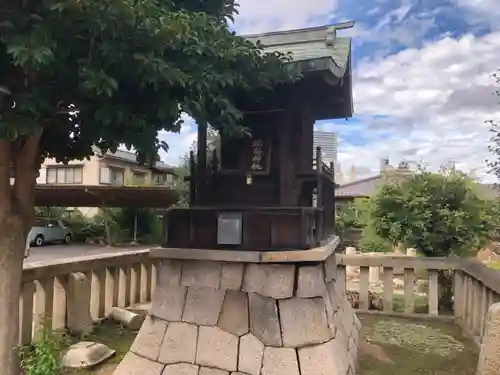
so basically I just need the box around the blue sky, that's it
[159,0,500,182]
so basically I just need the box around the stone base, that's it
[114,246,361,375]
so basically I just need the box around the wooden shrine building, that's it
[163,22,354,251]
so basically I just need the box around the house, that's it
[38,146,176,187]
[36,146,177,215]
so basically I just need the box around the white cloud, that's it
[233,0,338,34]
[455,0,500,30]
[338,31,500,182]
[158,114,197,166]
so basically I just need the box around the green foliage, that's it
[488,70,500,180]
[171,163,190,208]
[365,170,490,257]
[336,199,391,253]
[34,206,164,244]
[359,225,392,253]
[336,198,369,230]
[91,208,163,244]
[0,0,297,165]
[18,320,69,375]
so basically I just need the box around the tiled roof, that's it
[335,175,383,197]
[91,146,173,172]
[335,174,500,199]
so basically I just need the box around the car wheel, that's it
[64,234,72,244]
[34,235,44,247]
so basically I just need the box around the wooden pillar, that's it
[188,151,196,207]
[196,122,207,205]
[315,147,323,207]
[279,112,294,206]
[315,146,323,243]
[330,161,336,234]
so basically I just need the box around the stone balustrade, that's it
[16,247,500,374]
[336,253,500,346]
[20,249,159,345]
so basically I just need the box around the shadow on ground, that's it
[358,315,478,375]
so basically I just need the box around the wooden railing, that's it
[336,253,500,345]
[20,250,159,345]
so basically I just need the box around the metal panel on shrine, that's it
[163,22,355,251]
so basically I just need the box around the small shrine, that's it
[115,22,360,375]
[164,22,354,251]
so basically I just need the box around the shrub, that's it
[18,320,69,375]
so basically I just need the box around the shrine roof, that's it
[245,21,354,79]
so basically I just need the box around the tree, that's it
[488,70,500,181]
[365,170,491,310]
[366,170,489,257]
[0,1,296,372]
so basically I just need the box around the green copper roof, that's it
[245,22,354,78]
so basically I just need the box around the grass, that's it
[357,315,478,375]
[486,260,500,270]
[57,311,475,375]
[63,320,137,375]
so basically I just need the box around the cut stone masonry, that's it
[114,246,360,375]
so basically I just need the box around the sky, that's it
[157,0,500,182]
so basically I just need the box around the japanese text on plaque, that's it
[250,139,264,171]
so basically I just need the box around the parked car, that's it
[28,218,73,247]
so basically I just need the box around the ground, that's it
[358,315,478,375]
[24,244,148,265]
[63,320,137,375]
[57,314,477,375]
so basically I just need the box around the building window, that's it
[154,173,175,185]
[46,167,83,184]
[100,166,124,185]
[132,171,146,185]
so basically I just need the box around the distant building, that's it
[313,131,337,163]
[313,131,344,183]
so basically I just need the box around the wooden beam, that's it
[196,122,207,204]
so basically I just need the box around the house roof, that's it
[335,173,500,199]
[91,146,174,172]
[336,175,383,197]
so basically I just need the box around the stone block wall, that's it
[114,254,361,375]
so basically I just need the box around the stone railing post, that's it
[66,272,93,335]
[345,246,357,277]
[477,303,500,375]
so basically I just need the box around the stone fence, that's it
[18,249,500,363]
[20,250,159,345]
[337,253,500,346]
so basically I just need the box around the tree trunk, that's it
[0,218,26,375]
[0,134,41,375]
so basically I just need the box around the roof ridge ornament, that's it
[326,26,337,46]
